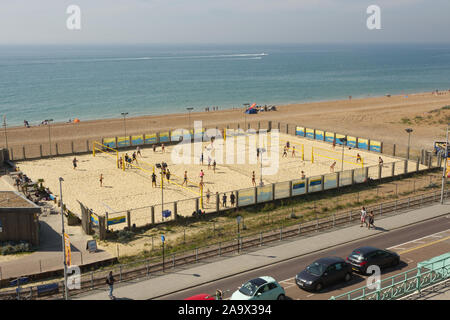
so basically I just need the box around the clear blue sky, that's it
[1,0,449,44]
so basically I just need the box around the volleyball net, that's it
[92,141,119,168]
[311,146,364,167]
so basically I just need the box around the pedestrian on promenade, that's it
[230,192,235,207]
[213,160,216,173]
[72,157,78,170]
[99,174,103,187]
[301,171,306,179]
[252,171,256,187]
[215,289,223,300]
[360,206,367,227]
[367,211,375,229]
[106,271,115,300]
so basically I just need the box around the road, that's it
[158,215,450,300]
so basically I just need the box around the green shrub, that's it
[0,241,32,255]
[117,230,134,243]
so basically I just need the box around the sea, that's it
[1,43,450,126]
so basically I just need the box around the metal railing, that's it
[0,187,449,300]
[330,254,450,300]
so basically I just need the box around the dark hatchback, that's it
[296,257,353,292]
[346,246,400,274]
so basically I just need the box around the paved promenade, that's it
[76,203,450,300]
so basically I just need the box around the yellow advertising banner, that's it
[446,158,450,178]
[64,233,71,266]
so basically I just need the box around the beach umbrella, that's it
[74,118,80,123]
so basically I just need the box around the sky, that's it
[0,0,449,45]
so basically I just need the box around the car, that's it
[346,246,400,274]
[230,276,286,300]
[184,293,216,300]
[296,257,353,292]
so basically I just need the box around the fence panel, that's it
[275,181,290,199]
[324,173,338,190]
[339,170,353,187]
[257,184,273,203]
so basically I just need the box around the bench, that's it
[37,283,59,297]
[9,277,29,287]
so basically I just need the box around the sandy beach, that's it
[2,91,450,154]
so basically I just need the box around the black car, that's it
[295,257,353,292]
[346,246,400,274]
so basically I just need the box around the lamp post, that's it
[2,115,8,151]
[236,216,242,253]
[121,112,129,138]
[186,107,194,133]
[339,137,347,172]
[59,177,69,300]
[405,128,413,159]
[258,147,266,186]
[243,103,250,130]
[46,119,54,157]
[441,124,449,204]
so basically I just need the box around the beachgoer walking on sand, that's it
[136,146,141,157]
[292,146,296,157]
[367,211,375,229]
[118,157,123,169]
[378,156,384,167]
[166,169,171,181]
[182,171,188,186]
[199,169,204,183]
[230,192,235,207]
[301,171,306,179]
[282,146,288,158]
[332,140,336,150]
[330,161,336,172]
[106,271,115,300]
[252,171,256,186]
[132,152,137,164]
[200,153,204,165]
[153,144,157,152]
[213,160,216,173]
[256,148,260,159]
[360,206,367,227]
[206,189,211,204]
[356,153,362,163]
[100,174,103,187]
[72,157,78,170]
[286,141,290,151]
[222,193,227,207]
[161,143,165,153]
[208,156,212,169]
[152,172,157,187]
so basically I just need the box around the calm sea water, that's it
[1,43,450,126]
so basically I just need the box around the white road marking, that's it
[306,294,315,297]
[387,229,450,249]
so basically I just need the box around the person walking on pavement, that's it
[215,289,223,300]
[367,211,375,229]
[230,192,235,207]
[360,206,367,227]
[106,271,115,300]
